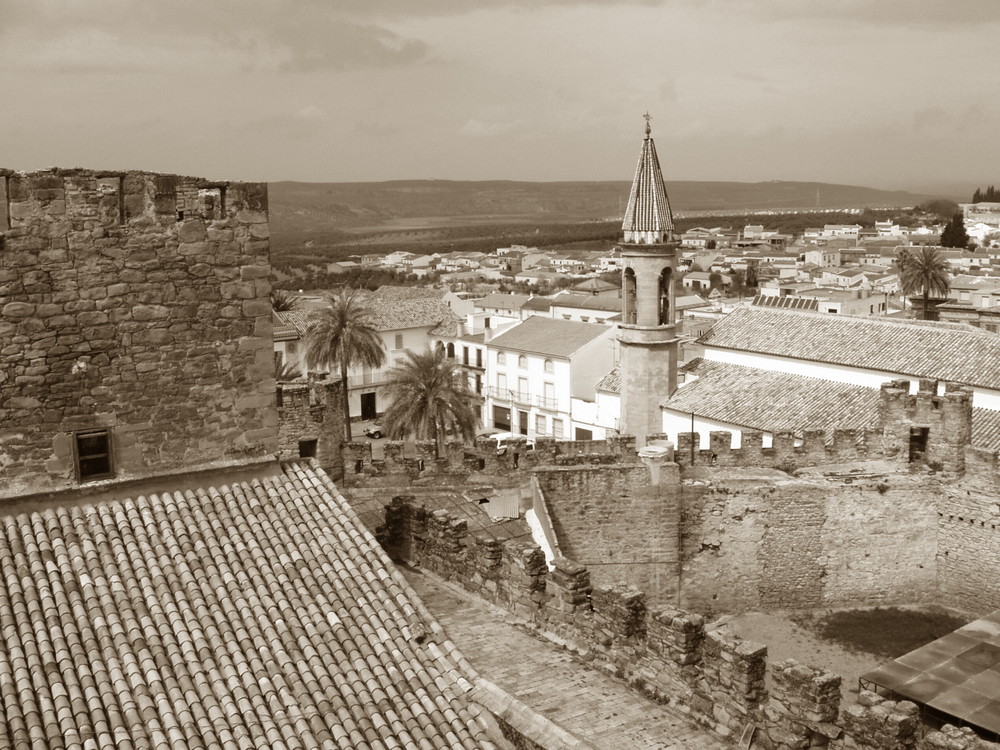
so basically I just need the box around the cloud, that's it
[0,1,429,72]
[703,0,1000,27]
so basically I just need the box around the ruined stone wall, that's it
[679,469,940,614]
[0,168,276,499]
[936,448,1000,614]
[381,496,1000,750]
[276,375,345,482]
[534,460,681,603]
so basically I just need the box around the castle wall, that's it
[534,459,681,603]
[0,169,276,499]
[276,376,345,481]
[679,470,940,613]
[380,496,1000,750]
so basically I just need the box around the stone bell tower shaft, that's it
[618,115,680,444]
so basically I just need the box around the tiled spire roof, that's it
[621,115,674,244]
[0,462,499,749]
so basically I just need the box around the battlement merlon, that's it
[1,168,267,234]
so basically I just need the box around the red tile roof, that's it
[0,462,498,749]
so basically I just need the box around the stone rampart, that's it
[0,168,276,499]
[381,496,1000,750]
[276,374,345,481]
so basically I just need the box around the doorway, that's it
[360,392,377,421]
[908,427,929,462]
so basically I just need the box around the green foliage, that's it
[940,212,970,249]
[379,347,480,458]
[305,291,386,441]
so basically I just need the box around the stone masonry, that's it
[0,168,276,499]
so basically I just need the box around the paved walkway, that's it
[402,568,730,750]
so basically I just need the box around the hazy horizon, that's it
[2,1,997,194]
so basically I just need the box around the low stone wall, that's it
[381,496,1000,750]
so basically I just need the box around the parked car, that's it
[481,432,535,455]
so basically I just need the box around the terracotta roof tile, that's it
[700,307,1000,390]
[488,316,610,358]
[595,368,621,394]
[0,463,498,750]
[663,359,880,431]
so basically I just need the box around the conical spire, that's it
[621,114,674,244]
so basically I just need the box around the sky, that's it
[1,0,998,192]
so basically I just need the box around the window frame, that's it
[74,428,114,483]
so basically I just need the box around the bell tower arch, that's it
[617,115,680,444]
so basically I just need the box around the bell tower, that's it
[618,114,680,443]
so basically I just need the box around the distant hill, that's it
[267,179,934,234]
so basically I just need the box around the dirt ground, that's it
[718,612,883,702]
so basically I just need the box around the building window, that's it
[518,355,527,368]
[552,419,564,439]
[544,359,553,374]
[497,351,506,365]
[475,373,482,394]
[75,429,114,482]
[463,346,470,365]
[476,349,483,368]
[535,414,546,435]
[394,333,404,349]
[286,340,297,355]
[298,439,318,458]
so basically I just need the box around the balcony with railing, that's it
[486,386,561,411]
[347,370,392,389]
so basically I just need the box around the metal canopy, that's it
[859,610,1000,737]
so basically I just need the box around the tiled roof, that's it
[549,293,620,313]
[973,409,1000,452]
[369,285,447,300]
[662,359,880,431]
[284,298,460,337]
[489,316,610,358]
[274,309,313,337]
[699,307,1000,390]
[595,368,621,394]
[621,125,674,238]
[752,295,819,311]
[474,293,531,311]
[521,297,553,311]
[0,462,498,750]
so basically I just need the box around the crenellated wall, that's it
[0,168,276,499]
[381,496,1000,750]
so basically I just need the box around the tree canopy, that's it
[379,347,480,458]
[940,212,970,249]
[305,291,386,441]
[894,247,951,320]
[972,186,1000,203]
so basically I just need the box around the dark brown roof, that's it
[489,316,611,358]
[700,307,1000,390]
[0,462,498,749]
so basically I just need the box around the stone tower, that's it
[618,116,680,443]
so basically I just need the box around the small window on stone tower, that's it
[75,429,114,482]
[299,439,318,458]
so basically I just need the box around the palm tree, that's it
[379,347,479,459]
[270,289,299,312]
[305,291,386,442]
[894,247,950,321]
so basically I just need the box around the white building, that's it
[484,316,617,440]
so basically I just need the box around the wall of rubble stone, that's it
[534,458,682,604]
[679,469,940,614]
[381,496,1000,750]
[276,375,345,481]
[0,168,276,499]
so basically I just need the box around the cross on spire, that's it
[643,112,652,137]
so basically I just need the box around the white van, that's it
[483,432,536,455]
